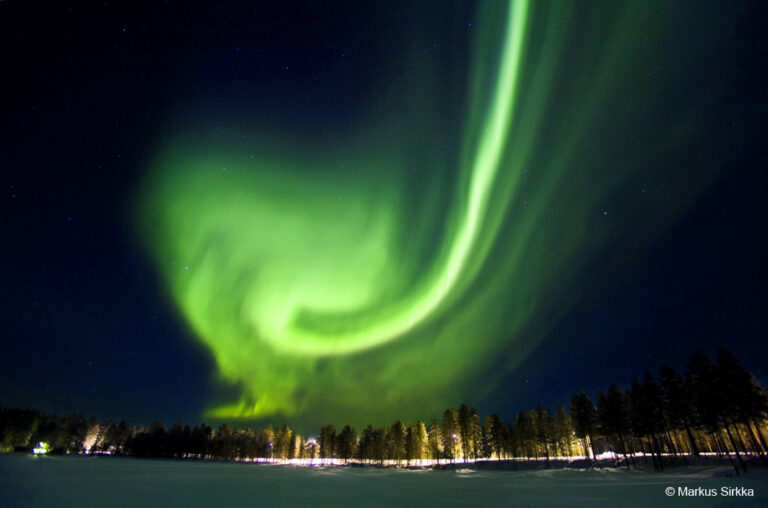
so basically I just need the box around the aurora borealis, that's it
[137,0,744,426]
[3,0,767,432]
[138,0,530,420]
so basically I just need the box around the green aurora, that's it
[137,0,731,428]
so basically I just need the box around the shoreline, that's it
[13,451,764,474]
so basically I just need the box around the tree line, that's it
[1,348,766,472]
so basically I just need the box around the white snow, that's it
[1,454,766,507]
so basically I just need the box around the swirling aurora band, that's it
[137,0,723,426]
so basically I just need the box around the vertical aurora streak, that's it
[269,0,529,356]
[137,0,727,427]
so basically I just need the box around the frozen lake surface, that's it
[1,454,766,507]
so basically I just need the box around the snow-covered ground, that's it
[1,454,766,507]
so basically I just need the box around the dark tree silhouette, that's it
[598,386,632,469]
[337,425,356,463]
[658,364,700,456]
[716,348,768,456]
[389,420,406,465]
[570,391,598,462]
[427,419,443,463]
[441,408,459,462]
[319,424,336,463]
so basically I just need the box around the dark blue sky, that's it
[1,0,767,427]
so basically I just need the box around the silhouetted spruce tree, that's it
[441,408,460,462]
[256,425,274,459]
[31,416,64,453]
[182,425,193,457]
[645,370,680,461]
[427,419,443,463]
[458,404,471,460]
[319,424,336,461]
[230,427,243,459]
[715,348,768,455]
[482,415,495,458]
[485,414,505,459]
[275,425,293,460]
[469,408,483,460]
[686,351,746,472]
[629,378,650,467]
[358,425,373,463]
[239,428,256,460]
[127,422,168,458]
[506,418,522,461]
[31,414,73,455]
[555,405,574,457]
[658,363,700,456]
[405,424,418,464]
[371,426,386,464]
[167,423,185,458]
[217,424,235,460]
[191,423,212,459]
[337,425,356,463]
[629,375,665,470]
[405,421,427,464]
[110,421,130,455]
[150,422,168,458]
[389,420,406,464]
[64,414,88,454]
[533,406,553,467]
[687,351,724,433]
[570,391,598,462]
[597,386,632,468]
[280,428,296,460]
[292,434,304,460]
[514,411,535,458]
[417,420,429,462]
[0,408,41,450]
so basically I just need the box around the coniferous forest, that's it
[2,348,766,474]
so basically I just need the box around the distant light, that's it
[33,442,49,455]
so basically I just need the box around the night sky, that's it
[2,0,767,434]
